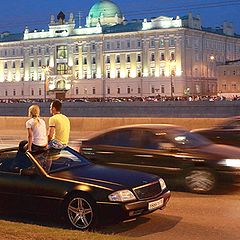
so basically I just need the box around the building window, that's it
[161,85,165,94]
[151,87,155,94]
[30,47,34,55]
[92,72,96,79]
[84,72,87,79]
[117,87,120,94]
[45,47,49,54]
[31,61,34,67]
[137,54,141,62]
[137,70,141,77]
[107,87,110,94]
[138,87,141,94]
[223,71,226,76]
[107,71,110,78]
[116,55,120,63]
[222,84,227,91]
[75,45,79,52]
[92,43,95,50]
[57,63,68,75]
[233,70,236,75]
[31,75,34,81]
[116,41,120,49]
[39,75,42,80]
[117,70,120,78]
[151,53,155,61]
[75,58,79,65]
[106,42,110,50]
[169,38,175,47]
[127,86,131,94]
[46,59,49,66]
[12,62,15,68]
[150,40,155,47]
[57,45,67,59]
[21,62,24,68]
[31,89,34,96]
[76,87,79,95]
[83,57,87,65]
[232,83,237,91]
[170,52,175,61]
[127,40,131,48]
[127,70,130,78]
[12,49,15,56]
[92,57,96,64]
[5,90,8,96]
[126,55,130,63]
[160,53,165,61]
[160,39,164,48]
[13,89,16,96]
[161,69,165,76]
[38,47,41,54]
[151,69,155,77]
[39,88,42,96]
[106,56,110,64]
[137,40,141,48]
[38,60,42,67]
[92,87,96,94]
[4,62,7,69]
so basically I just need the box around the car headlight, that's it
[108,190,136,202]
[159,178,166,190]
[219,159,240,168]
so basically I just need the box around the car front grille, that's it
[133,181,162,200]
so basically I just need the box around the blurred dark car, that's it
[0,144,170,230]
[80,124,240,194]
[192,117,240,147]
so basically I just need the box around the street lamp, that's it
[42,65,50,102]
[169,60,175,98]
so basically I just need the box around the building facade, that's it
[217,60,240,98]
[1,0,240,100]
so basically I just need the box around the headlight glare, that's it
[108,190,136,202]
[159,178,166,190]
[219,159,240,168]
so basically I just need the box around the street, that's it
[101,186,240,240]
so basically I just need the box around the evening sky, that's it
[0,0,240,34]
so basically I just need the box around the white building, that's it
[0,0,240,100]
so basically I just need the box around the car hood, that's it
[187,143,240,160]
[50,163,159,190]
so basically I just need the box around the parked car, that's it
[0,144,170,230]
[192,116,240,147]
[80,124,240,194]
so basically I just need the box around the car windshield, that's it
[33,146,90,174]
[167,129,212,148]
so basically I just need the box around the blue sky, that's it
[1,0,240,34]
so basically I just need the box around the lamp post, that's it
[169,59,175,98]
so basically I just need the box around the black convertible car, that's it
[80,124,240,194]
[0,144,170,230]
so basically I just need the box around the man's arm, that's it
[48,126,55,142]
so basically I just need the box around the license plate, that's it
[148,198,164,210]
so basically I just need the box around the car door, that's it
[82,128,145,170]
[0,150,61,214]
[129,130,185,180]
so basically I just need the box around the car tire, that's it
[64,194,98,230]
[184,168,217,194]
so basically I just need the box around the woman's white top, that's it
[26,118,47,146]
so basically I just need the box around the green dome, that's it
[88,0,122,19]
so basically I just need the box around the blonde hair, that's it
[28,105,40,127]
